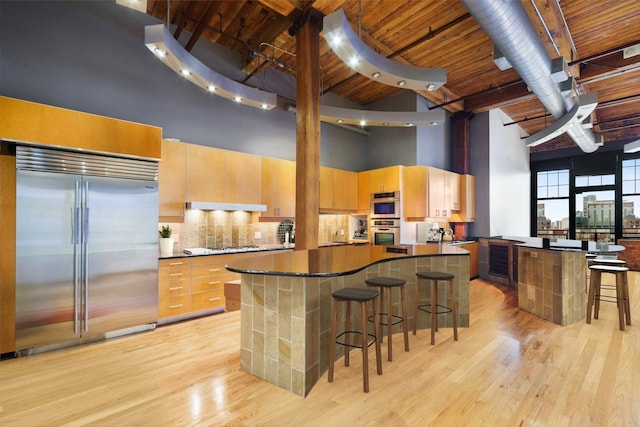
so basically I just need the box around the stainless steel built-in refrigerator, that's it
[15,145,159,353]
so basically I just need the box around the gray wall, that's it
[0,1,370,169]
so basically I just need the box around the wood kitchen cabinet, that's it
[158,258,192,319]
[0,96,161,160]
[261,156,295,219]
[368,166,401,193]
[159,139,186,222]
[0,149,16,353]
[227,150,261,204]
[357,170,371,213]
[449,174,475,222]
[191,255,233,313]
[320,166,358,213]
[186,144,227,203]
[447,170,460,211]
[402,165,428,220]
[426,167,461,220]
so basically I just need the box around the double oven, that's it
[370,191,400,245]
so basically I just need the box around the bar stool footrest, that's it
[335,331,377,349]
[418,304,452,315]
[367,313,404,326]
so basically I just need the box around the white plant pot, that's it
[159,237,175,255]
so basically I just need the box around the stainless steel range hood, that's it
[186,201,267,212]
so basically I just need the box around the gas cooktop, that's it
[183,246,268,255]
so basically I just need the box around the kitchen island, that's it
[483,237,624,326]
[225,243,470,397]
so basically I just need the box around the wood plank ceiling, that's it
[146,0,640,154]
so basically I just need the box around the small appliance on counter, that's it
[349,214,369,241]
[416,222,452,243]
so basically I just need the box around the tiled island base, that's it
[517,248,587,326]
[236,252,470,397]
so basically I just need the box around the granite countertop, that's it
[489,236,625,253]
[158,241,366,260]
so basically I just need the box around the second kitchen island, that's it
[226,243,470,397]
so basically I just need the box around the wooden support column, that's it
[452,111,473,240]
[291,9,322,250]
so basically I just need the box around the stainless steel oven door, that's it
[370,218,400,245]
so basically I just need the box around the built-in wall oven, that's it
[370,191,400,219]
[370,218,401,245]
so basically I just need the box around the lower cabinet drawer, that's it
[192,289,225,312]
[159,294,191,318]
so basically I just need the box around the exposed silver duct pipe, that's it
[461,0,600,153]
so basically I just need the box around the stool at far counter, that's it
[414,271,458,345]
[328,287,382,393]
[586,260,631,331]
[365,277,409,361]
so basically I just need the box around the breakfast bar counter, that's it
[226,243,470,396]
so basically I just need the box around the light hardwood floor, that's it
[1,275,639,427]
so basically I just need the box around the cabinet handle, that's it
[209,268,221,272]
[169,304,183,309]
[169,262,184,266]
[208,281,221,285]
[169,286,183,291]
[208,297,221,302]
[169,273,183,277]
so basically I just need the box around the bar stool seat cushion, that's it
[365,277,406,287]
[333,287,379,302]
[416,271,455,281]
[589,264,629,273]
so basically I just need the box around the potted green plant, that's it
[158,225,174,255]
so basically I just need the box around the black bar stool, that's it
[587,261,631,331]
[365,277,409,361]
[328,287,382,393]
[414,271,458,345]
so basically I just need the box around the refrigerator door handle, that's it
[83,180,90,332]
[74,181,81,334]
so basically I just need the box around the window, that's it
[536,170,569,239]
[622,159,640,238]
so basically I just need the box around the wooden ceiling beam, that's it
[463,81,535,113]
[185,2,219,52]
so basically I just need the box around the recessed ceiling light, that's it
[260,103,268,109]
[207,85,216,92]
[426,83,436,91]
[371,72,381,79]
[153,47,167,58]
[349,57,360,67]
[430,121,439,126]
[336,119,344,123]
[383,122,390,126]
[406,122,414,127]
[397,80,406,87]
[359,120,367,127]
[234,96,242,103]
[180,69,190,76]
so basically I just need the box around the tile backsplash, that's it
[160,211,350,252]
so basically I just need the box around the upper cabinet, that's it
[447,171,460,211]
[449,174,476,222]
[159,139,186,222]
[0,96,161,159]
[357,171,371,213]
[227,150,261,204]
[368,166,401,193]
[320,166,358,213]
[261,157,295,218]
[402,166,428,219]
[185,145,261,206]
[185,144,227,202]
[402,166,466,221]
